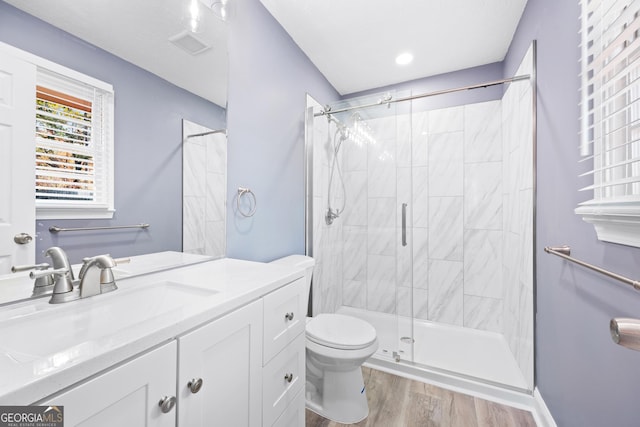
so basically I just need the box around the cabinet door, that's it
[41,342,177,427]
[178,300,263,427]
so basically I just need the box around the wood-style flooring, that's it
[305,367,537,427]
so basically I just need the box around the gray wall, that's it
[506,1,640,426]
[0,1,226,264]
[225,0,339,261]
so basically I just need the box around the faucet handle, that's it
[14,263,53,297]
[30,267,69,280]
[11,263,50,273]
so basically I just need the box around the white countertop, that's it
[0,255,303,404]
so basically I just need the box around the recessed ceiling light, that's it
[395,52,414,66]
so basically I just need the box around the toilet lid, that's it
[306,314,377,350]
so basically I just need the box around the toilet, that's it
[271,255,378,424]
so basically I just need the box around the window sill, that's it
[575,201,640,248]
[36,207,115,220]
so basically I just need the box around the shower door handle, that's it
[401,203,407,247]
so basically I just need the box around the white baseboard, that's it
[532,387,557,427]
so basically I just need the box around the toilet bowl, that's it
[270,255,379,424]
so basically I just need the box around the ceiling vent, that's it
[169,30,210,55]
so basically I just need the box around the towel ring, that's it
[237,187,257,217]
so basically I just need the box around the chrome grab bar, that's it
[49,224,150,233]
[544,245,640,291]
[401,203,407,247]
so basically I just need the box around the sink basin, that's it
[0,281,216,365]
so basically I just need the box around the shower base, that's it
[337,306,529,393]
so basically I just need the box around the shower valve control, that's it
[284,373,293,383]
[284,312,294,321]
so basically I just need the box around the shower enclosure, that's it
[305,45,535,393]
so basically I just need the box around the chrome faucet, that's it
[78,255,117,298]
[28,247,119,303]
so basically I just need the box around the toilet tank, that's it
[270,255,315,313]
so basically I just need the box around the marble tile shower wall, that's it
[325,102,507,333]
[413,101,505,331]
[501,45,534,389]
[182,120,227,258]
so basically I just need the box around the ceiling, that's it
[4,0,528,104]
[260,0,529,95]
[3,0,229,107]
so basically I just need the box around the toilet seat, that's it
[306,314,377,350]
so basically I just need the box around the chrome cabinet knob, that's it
[14,233,33,245]
[284,373,293,383]
[158,396,176,414]
[188,378,204,394]
[284,312,294,321]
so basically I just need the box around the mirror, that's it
[0,0,228,305]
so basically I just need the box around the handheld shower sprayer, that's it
[325,122,349,225]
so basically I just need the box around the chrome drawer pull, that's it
[284,373,293,383]
[158,396,176,413]
[188,378,204,394]
[284,312,294,321]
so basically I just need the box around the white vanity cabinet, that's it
[262,278,307,427]
[40,300,263,427]
[177,299,263,427]
[25,261,308,427]
[41,341,178,427]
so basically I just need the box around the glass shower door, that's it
[305,91,415,365]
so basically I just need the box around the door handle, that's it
[14,233,33,245]
[401,203,407,247]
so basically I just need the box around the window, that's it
[35,69,114,219]
[576,0,640,247]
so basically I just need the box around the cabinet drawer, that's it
[263,278,306,363]
[262,333,305,427]
[271,387,305,427]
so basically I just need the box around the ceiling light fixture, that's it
[395,52,414,66]
[201,0,229,21]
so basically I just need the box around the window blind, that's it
[580,0,640,202]
[35,70,112,209]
